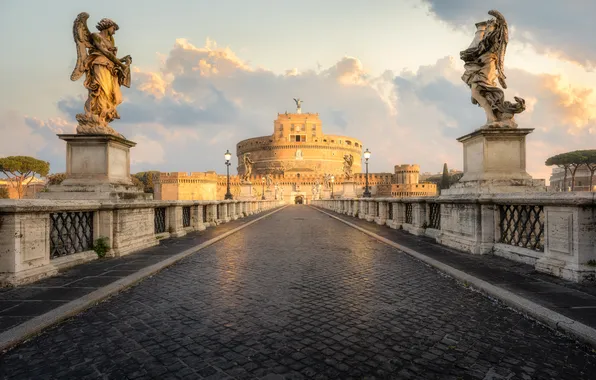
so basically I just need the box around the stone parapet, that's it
[0,199,282,286]
[312,192,596,283]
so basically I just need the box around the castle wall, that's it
[156,172,218,201]
[236,113,363,177]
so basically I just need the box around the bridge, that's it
[1,202,596,379]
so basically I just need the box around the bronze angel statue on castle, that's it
[460,10,525,128]
[71,12,132,136]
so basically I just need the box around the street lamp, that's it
[363,148,371,198]
[224,150,233,200]
[261,177,266,200]
[330,175,335,199]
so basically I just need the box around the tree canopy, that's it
[545,150,596,191]
[133,171,160,193]
[0,156,50,199]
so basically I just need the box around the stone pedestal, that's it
[38,134,150,201]
[341,181,357,198]
[322,189,332,199]
[238,183,254,200]
[443,128,545,195]
[264,189,275,200]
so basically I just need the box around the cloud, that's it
[129,135,165,165]
[420,0,596,69]
[13,37,596,184]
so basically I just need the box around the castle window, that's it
[346,141,352,145]
[323,139,327,142]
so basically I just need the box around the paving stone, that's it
[0,206,595,379]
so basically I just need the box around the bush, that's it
[93,237,110,258]
[46,173,67,186]
[130,175,144,189]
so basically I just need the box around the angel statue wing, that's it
[70,12,92,82]
[293,98,302,106]
[488,10,509,89]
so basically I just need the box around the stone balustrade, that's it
[0,199,281,286]
[313,193,596,283]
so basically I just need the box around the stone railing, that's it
[0,199,282,286]
[312,193,596,283]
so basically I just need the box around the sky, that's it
[1,0,595,183]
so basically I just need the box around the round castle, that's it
[236,103,363,178]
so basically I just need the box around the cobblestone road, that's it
[1,206,595,379]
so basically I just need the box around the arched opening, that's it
[294,195,304,204]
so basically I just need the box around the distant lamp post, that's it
[261,177,266,200]
[363,148,372,198]
[224,150,233,200]
[331,175,335,199]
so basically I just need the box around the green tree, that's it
[584,150,596,191]
[130,175,144,189]
[545,150,591,191]
[133,171,160,193]
[0,156,50,199]
[572,149,596,191]
[440,163,450,192]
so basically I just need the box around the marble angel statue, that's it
[323,173,331,189]
[71,12,132,136]
[265,174,273,189]
[460,10,525,128]
[343,154,354,180]
[241,153,254,183]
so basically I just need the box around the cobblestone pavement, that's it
[1,206,595,379]
[0,209,274,334]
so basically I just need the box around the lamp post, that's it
[224,150,233,200]
[261,177,266,200]
[363,148,371,198]
[330,175,335,199]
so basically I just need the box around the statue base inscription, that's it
[443,128,546,195]
[38,134,151,201]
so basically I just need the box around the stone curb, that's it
[313,206,596,349]
[0,206,288,353]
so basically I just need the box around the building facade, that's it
[236,111,363,177]
[549,166,596,192]
[0,177,46,199]
[156,104,437,202]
